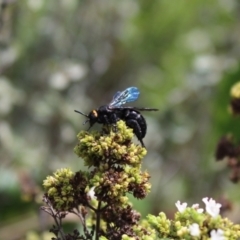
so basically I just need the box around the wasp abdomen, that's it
[122,109,147,147]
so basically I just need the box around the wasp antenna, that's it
[74,110,89,118]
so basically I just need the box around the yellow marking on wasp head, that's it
[92,110,98,117]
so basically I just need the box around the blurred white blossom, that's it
[0,77,25,115]
[210,229,225,240]
[0,47,19,67]
[189,223,200,237]
[60,124,75,143]
[87,187,96,200]
[202,197,222,218]
[27,0,43,11]
[49,72,69,90]
[64,62,88,81]
[175,200,187,213]
[192,203,204,213]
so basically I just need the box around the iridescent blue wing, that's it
[112,91,121,100]
[109,87,140,107]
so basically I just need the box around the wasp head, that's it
[88,110,99,126]
[74,109,98,130]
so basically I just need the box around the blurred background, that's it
[1,0,240,239]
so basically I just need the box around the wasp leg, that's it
[110,113,120,133]
[87,122,95,131]
[112,124,117,132]
[101,114,117,132]
[125,119,145,148]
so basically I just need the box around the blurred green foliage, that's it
[213,66,240,140]
[0,0,240,239]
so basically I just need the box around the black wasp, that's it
[74,87,158,148]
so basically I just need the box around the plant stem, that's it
[42,196,66,240]
[95,200,102,240]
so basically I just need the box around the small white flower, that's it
[192,203,204,213]
[175,200,187,213]
[202,197,222,218]
[210,229,225,240]
[87,187,96,200]
[189,223,200,237]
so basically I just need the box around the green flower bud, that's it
[231,82,240,99]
